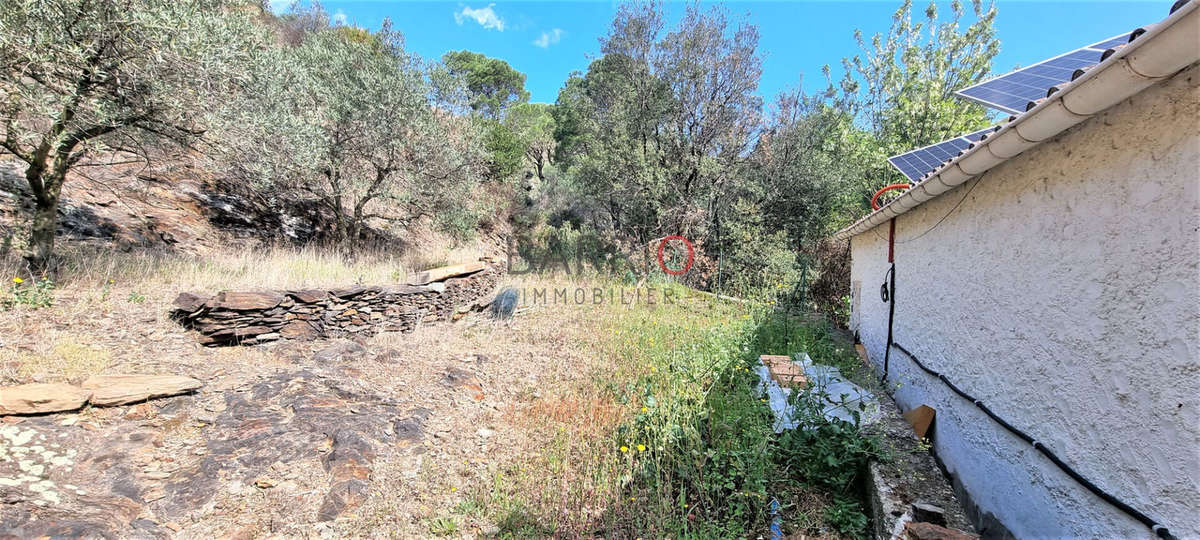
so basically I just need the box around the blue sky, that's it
[300,1,1170,104]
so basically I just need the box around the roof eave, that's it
[833,1,1200,241]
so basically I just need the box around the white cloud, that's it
[331,9,348,25]
[533,28,564,48]
[454,4,505,31]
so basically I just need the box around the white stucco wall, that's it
[849,65,1200,538]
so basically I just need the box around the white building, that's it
[836,3,1199,538]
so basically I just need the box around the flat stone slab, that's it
[208,291,284,311]
[406,262,486,286]
[0,383,92,415]
[82,375,203,406]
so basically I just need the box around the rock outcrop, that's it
[0,362,418,537]
[171,261,501,346]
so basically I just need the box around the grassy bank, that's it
[473,278,882,538]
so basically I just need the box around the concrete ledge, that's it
[865,389,977,540]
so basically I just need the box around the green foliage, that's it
[511,221,630,276]
[217,16,487,246]
[592,295,883,537]
[553,3,761,251]
[442,50,530,118]
[745,92,864,243]
[806,238,853,326]
[481,120,527,181]
[751,314,882,538]
[714,198,800,296]
[775,395,881,522]
[426,516,458,536]
[841,0,998,145]
[505,103,557,181]
[439,50,538,183]
[601,293,767,536]
[823,496,871,537]
[0,0,264,267]
[536,0,1001,307]
[835,0,1000,209]
[2,277,55,310]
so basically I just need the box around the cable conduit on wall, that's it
[887,342,1176,540]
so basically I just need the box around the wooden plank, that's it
[855,344,870,365]
[406,261,486,286]
[902,405,936,439]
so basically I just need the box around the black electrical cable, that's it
[881,264,895,382]
[890,342,1177,540]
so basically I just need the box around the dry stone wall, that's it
[171,263,500,345]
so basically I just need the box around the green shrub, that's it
[3,276,55,310]
[773,366,882,539]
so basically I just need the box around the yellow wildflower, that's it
[12,277,22,284]
[636,444,646,452]
[620,445,628,453]
[641,407,647,413]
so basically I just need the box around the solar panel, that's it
[887,126,998,182]
[955,32,1133,114]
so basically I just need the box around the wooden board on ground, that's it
[407,262,486,286]
[856,344,870,365]
[759,354,808,388]
[902,404,936,439]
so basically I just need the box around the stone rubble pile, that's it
[171,261,500,346]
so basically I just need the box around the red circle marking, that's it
[656,235,694,275]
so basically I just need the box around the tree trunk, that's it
[28,176,61,273]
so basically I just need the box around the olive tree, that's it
[0,0,260,270]
[221,23,487,245]
[506,103,556,181]
[553,2,762,246]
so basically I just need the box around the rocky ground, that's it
[0,150,542,537]
[0,297,594,538]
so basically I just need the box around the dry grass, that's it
[0,337,111,383]
[2,242,492,292]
